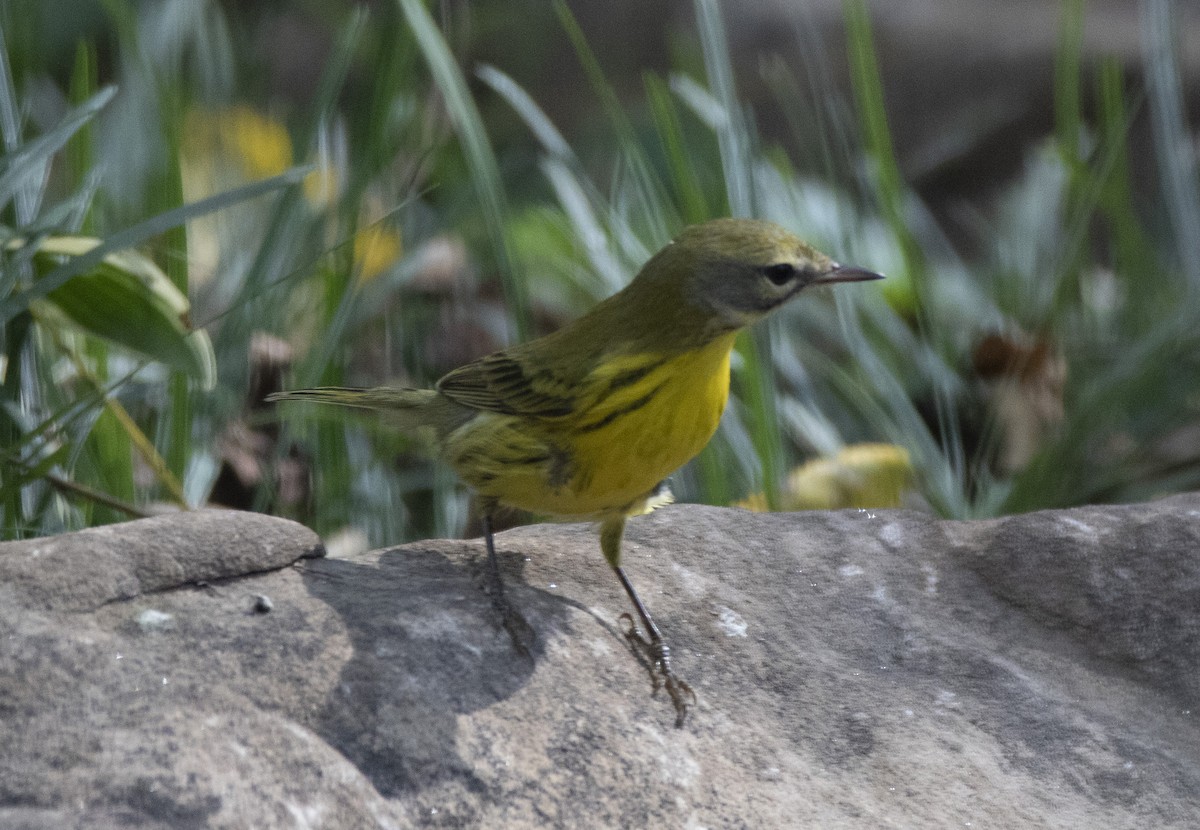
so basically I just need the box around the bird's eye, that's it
[763,263,796,286]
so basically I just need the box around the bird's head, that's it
[636,218,882,333]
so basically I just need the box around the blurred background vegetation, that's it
[2,0,1198,546]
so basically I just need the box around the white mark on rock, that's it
[714,606,748,637]
[879,522,906,549]
[665,751,701,787]
[587,637,612,657]
[921,563,939,595]
[935,689,959,709]
[1059,517,1097,537]
[671,562,712,598]
[285,721,317,741]
[838,564,865,578]
[403,613,481,657]
[136,609,173,631]
[284,800,328,829]
[639,723,701,787]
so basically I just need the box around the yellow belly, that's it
[445,335,735,518]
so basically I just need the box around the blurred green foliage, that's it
[2,0,1198,543]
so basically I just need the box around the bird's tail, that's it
[267,386,450,434]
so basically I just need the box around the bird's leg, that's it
[482,513,533,655]
[600,517,695,728]
[482,513,506,602]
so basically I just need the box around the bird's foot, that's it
[619,612,696,728]
[482,559,534,657]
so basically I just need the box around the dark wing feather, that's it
[436,351,577,417]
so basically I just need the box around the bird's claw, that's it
[618,612,695,728]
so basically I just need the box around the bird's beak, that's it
[813,264,886,284]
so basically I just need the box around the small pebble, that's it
[252,594,274,614]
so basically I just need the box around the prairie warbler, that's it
[269,218,881,726]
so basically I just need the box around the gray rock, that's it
[0,509,323,613]
[2,499,1199,828]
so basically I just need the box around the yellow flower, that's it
[222,105,293,179]
[353,225,403,282]
[738,443,913,511]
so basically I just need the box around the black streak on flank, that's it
[573,381,666,434]
[605,361,663,395]
[507,453,552,466]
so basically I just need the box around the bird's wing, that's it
[435,350,579,417]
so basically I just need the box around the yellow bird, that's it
[269,218,881,726]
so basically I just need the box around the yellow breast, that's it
[564,334,735,513]
[447,334,736,518]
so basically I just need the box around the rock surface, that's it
[2,498,1199,828]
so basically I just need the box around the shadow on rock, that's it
[303,543,571,797]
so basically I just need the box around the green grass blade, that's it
[644,72,711,225]
[1095,58,1155,280]
[30,238,216,383]
[397,0,530,342]
[1054,0,1085,162]
[155,88,192,486]
[693,0,786,507]
[552,0,673,235]
[694,0,752,217]
[476,63,573,161]
[0,86,116,219]
[842,0,923,312]
[66,41,99,235]
[1,166,310,325]
[0,22,41,225]
[1142,0,1200,292]
[81,405,136,524]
